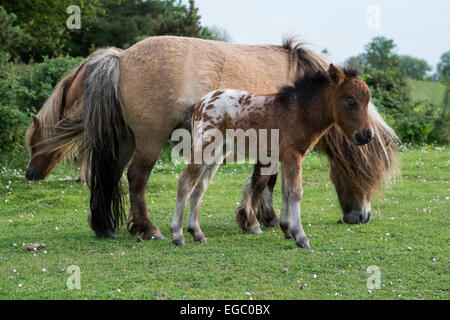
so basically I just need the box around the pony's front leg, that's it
[280,178,291,239]
[282,154,310,248]
[171,164,204,246]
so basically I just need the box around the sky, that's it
[185,0,450,70]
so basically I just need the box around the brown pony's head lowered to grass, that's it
[24,65,85,181]
[171,64,373,248]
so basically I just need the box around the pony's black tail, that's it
[81,48,125,238]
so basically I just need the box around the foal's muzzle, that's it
[25,168,44,181]
[353,129,372,145]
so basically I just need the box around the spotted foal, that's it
[171,64,373,248]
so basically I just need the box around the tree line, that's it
[0,0,229,62]
[0,2,448,154]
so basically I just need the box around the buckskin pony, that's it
[24,36,398,239]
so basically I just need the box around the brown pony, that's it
[24,36,398,240]
[171,65,373,248]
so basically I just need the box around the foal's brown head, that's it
[327,64,373,145]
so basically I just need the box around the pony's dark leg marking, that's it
[238,164,279,230]
[236,163,271,234]
[127,158,164,240]
[256,172,279,227]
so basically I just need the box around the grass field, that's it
[0,147,448,300]
[408,79,446,106]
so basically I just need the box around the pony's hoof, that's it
[258,209,280,227]
[249,226,264,235]
[148,233,165,240]
[193,235,207,243]
[296,240,311,249]
[173,240,185,247]
[194,237,207,244]
[142,227,165,240]
[129,222,165,240]
[95,229,117,239]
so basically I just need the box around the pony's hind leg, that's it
[235,163,270,234]
[257,173,279,227]
[187,163,220,243]
[127,156,164,240]
[171,164,205,246]
[238,165,279,229]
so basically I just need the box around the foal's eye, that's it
[345,98,358,109]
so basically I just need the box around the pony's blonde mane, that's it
[282,36,329,78]
[25,48,123,160]
[25,64,83,152]
[282,36,400,193]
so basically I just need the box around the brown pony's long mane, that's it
[25,61,85,156]
[282,36,399,193]
[282,36,328,77]
[26,48,124,162]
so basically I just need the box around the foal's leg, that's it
[282,154,310,248]
[187,163,220,243]
[238,164,279,229]
[171,164,205,246]
[256,173,279,227]
[280,177,291,239]
[236,163,270,234]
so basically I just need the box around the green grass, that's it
[0,148,449,300]
[408,79,446,106]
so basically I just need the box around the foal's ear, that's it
[328,64,345,85]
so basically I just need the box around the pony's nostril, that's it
[354,129,372,145]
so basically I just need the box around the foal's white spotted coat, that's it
[193,89,272,142]
[171,89,275,245]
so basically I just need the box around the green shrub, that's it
[428,78,450,143]
[363,64,448,144]
[0,56,29,153]
[0,56,82,152]
[14,56,83,113]
[0,103,28,153]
